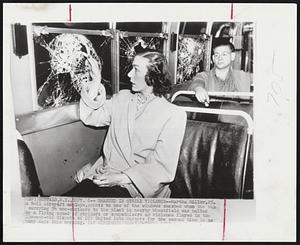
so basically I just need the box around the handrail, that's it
[171,90,253,103]
[32,25,113,37]
[32,26,169,39]
[120,31,168,39]
[180,106,254,134]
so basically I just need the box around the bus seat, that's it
[173,100,220,122]
[17,139,43,196]
[170,119,252,199]
[173,99,253,126]
[218,102,253,126]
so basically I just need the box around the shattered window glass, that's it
[176,22,209,85]
[33,26,111,109]
[176,36,207,84]
[119,36,164,90]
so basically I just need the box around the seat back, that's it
[170,120,250,198]
[173,99,253,126]
[17,139,43,196]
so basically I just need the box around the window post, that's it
[110,23,120,94]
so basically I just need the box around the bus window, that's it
[116,22,166,91]
[176,22,210,85]
[31,22,111,110]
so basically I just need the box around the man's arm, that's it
[187,72,210,106]
[187,72,208,91]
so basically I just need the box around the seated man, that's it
[187,38,252,106]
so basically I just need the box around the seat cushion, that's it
[18,139,43,196]
[170,120,250,198]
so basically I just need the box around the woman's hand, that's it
[74,162,93,183]
[86,55,101,84]
[92,166,131,187]
[82,53,102,100]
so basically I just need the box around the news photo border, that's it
[3,3,296,242]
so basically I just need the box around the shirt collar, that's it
[212,67,233,82]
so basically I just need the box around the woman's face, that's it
[128,56,153,94]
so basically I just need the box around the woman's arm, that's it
[80,83,112,127]
[79,56,113,127]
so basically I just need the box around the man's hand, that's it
[194,86,210,106]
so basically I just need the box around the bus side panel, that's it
[22,122,107,196]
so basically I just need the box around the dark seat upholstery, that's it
[170,120,253,199]
[17,139,43,196]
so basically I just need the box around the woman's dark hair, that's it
[137,51,172,97]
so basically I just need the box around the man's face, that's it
[212,45,235,70]
[128,56,152,93]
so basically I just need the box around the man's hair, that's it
[137,51,172,97]
[212,38,235,52]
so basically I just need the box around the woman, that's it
[64,51,187,198]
